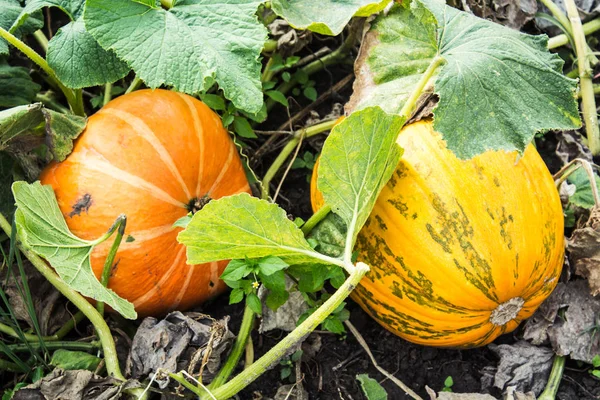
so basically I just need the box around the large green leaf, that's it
[0,61,41,107]
[272,0,390,35]
[0,0,43,55]
[178,193,333,265]
[12,181,137,319]
[84,0,267,114]
[0,103,85,161]
[47,18,130,88]
[345,0,438,115]
[11,0,85,29]
[317,107,405,255]
[10,0,129,88]
[349,0,581,158]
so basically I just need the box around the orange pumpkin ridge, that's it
[311,120,564,348]
[40,89,251,316]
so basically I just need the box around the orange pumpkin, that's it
[40,89,251,316]
[311,120,564,347]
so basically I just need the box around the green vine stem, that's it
[538,355,566,400]
[301,204,332,235]
[2,340,100,354]
[261,119,338,199]
[554,158,600,207]
[0,27,85,117]
[261,56,277,83]
[539,0,599,64]
[103,82,113,106]
[208,303,255,391]
[35,92,71,114]
[0,310,84,342]
[263,39,278,53]
[160,0,174,9]
[565,0,600,155]
[0,359,27,373]
[400,55,444,119]
[265,27,358,111]
[200,262,370,400]
[548,18,600,49]
[96,215,126,316]
[0,213,124,381]
[539,0,572,33]
[32,30,49,53]
[125,76,143,94]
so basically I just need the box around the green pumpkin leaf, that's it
[10,0,130,88]
[0,103,85,162]
[272,0,391,36]
[50,349,102,371]
[0,0,43,55]
[178,193,336,266]
[357,374,388,400]
[46,18,130,88]
[568,168,600,209]
[0,61,41,107]
[317,107,405,258]
[349,0,581,158]
[84,0,267,114]
[11,0,85,29]
[12,181,137,320]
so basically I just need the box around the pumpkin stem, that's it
[188,195,211,214]
[489,297,524,326]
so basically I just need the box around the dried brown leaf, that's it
[12,369,139,400]
[523,280,600,363]
[568,206,600,295]
[126,311,234,383]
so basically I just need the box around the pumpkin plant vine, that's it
[0,0,586,398]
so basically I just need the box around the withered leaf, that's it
[523,280,600,363]
[568,206,600,294]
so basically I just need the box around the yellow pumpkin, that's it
[311,120,564,347]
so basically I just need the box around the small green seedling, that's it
[279,350,303,382]
[441,375,454,392]
[590,355,600,378]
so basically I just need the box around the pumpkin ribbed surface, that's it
[40,89,251,316]
[311,120,564,347]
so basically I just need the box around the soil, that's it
[4,5,600,400]
[201,289,600,399]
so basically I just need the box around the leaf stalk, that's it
[261,119,338,199]
[399,55,444,120]
[548,18,600,49]
[0,213,124,380]
[96,215,127,316]
[208,303,255,391]
[200,262,370,400]
[301,204,331,235]
[538,355,566,400]
[565,0,600,155]
[0,27,85,117]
